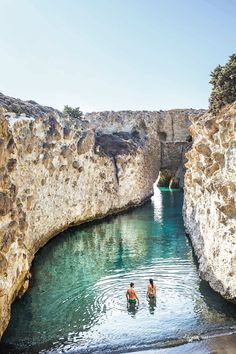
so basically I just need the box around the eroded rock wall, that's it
[0,111,159,338]
[85,109,205,188]
[184,103,236,301]
[0,93,201,337]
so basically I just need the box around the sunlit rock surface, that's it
[85,109,204,188]
[0,92,202,337]
[184,102,236,302]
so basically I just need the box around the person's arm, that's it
[134,290,139,302]
[154,285,157,296]
[126,290,129,301]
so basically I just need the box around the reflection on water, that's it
[148,297,157,315]
[127,302,139,318]
[1,187,236,353]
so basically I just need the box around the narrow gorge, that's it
[0,93,202,338]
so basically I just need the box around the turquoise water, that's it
[1,187,236,353]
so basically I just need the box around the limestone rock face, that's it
[184,103,236,301]
[0,93,201,338]
[85,109,205,188]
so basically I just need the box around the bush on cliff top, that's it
[63,105,83,119]
[209,54,236,115]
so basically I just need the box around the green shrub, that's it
[63,105,83,119]
[209,54,236,115]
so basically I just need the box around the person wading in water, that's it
[126,282,139,306]
[147,278,157,299]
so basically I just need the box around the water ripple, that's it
[2,189,236,354]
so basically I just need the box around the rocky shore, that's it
[0,93,199,337]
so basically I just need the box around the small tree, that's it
[63,105,83,119]
[209,54,236,115]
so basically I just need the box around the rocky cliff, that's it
[0,92,201,338]
[85,109,205,188]
[184,103,236,301]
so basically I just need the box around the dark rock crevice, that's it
[94,131,144,157]
[112,156,119,185]
[94,132,145,186]
[171,116,174,141]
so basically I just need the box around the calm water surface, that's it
[2,187,236,353]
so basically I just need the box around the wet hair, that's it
[149,278,154,288]
[130,282,134,287]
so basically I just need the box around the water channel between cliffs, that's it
[1,187,236,353]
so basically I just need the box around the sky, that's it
[0,0,235,112]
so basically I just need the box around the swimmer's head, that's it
[130,282,134,287]
[149,278,153,286]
